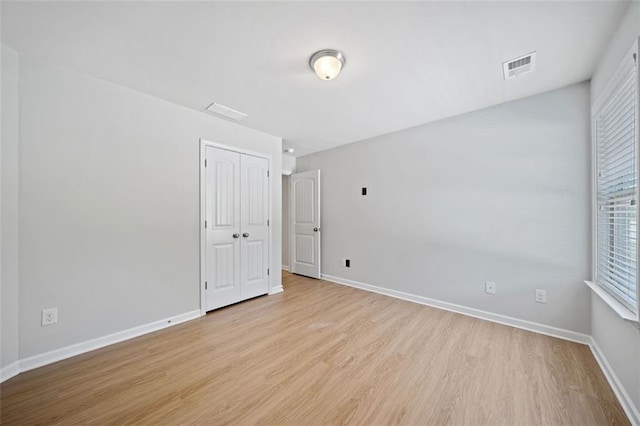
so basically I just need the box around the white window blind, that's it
[595,47,639,314]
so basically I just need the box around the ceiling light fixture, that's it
[309,49,346,80]
[284,148,295,153]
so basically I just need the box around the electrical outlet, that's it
[535,289,547,304]
[485,281,496,294]
[42,308,58,326]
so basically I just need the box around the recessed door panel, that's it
[247,166,265,225]
[214,161,235,227]
[211,243,235,289]
[295,235,315,265]
[247,240,265,281]
[295,179,315,224]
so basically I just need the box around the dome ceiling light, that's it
[309,49,346,80]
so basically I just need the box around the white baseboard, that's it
[321,274,591,345]
[0,361,20,383]
[589,337,640,425]
[14,310,201,377]
[282,265,289,272]
[269,285,284,295]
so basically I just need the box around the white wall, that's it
[281,154,295,270]
[282,154,296,176]
[590,1,640,418]
[282,175,290,269]
[297,82,591,333]
[14,55,282,359]
[1,45,20,371]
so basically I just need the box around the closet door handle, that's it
[232,233,240,239]
[242,233,250,238]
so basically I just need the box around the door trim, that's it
[199,138,273,316]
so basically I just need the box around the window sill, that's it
[585,280,639,324]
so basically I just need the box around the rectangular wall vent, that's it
[206,102,247,121]
[503,52,536,80]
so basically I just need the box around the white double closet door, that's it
[204,146,269,312]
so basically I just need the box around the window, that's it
[594,39,639,316]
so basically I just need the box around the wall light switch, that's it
[535,289,547,304]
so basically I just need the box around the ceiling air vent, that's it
[206,102,247,121]
[503,52,536,80]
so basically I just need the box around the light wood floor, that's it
[1,272,628,425]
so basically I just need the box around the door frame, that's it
[199,138,273,316]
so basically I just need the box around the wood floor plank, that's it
[0,271,629,425]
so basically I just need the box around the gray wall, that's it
[11,55,282,359]
[297,82,591,333]
[282,175,290,269]
[1,45,20,369]
[590,0,640,416]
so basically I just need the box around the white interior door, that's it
[205,146,241,311]
[290,170,321,278]
[240,154,270,299]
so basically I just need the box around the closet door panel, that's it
[240,154,270,300]
[205,147,242,311]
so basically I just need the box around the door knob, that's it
[242,233,250,238]
[232,233,240,239]
[314,227,319,232]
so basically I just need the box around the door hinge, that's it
[205,220,207,229]
[205,159,207,167]
[267,170,270,177]
[267,268,270,275]
[267,219,270,226]
[205,281,208,290]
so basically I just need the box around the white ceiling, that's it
[1,1,630,157]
